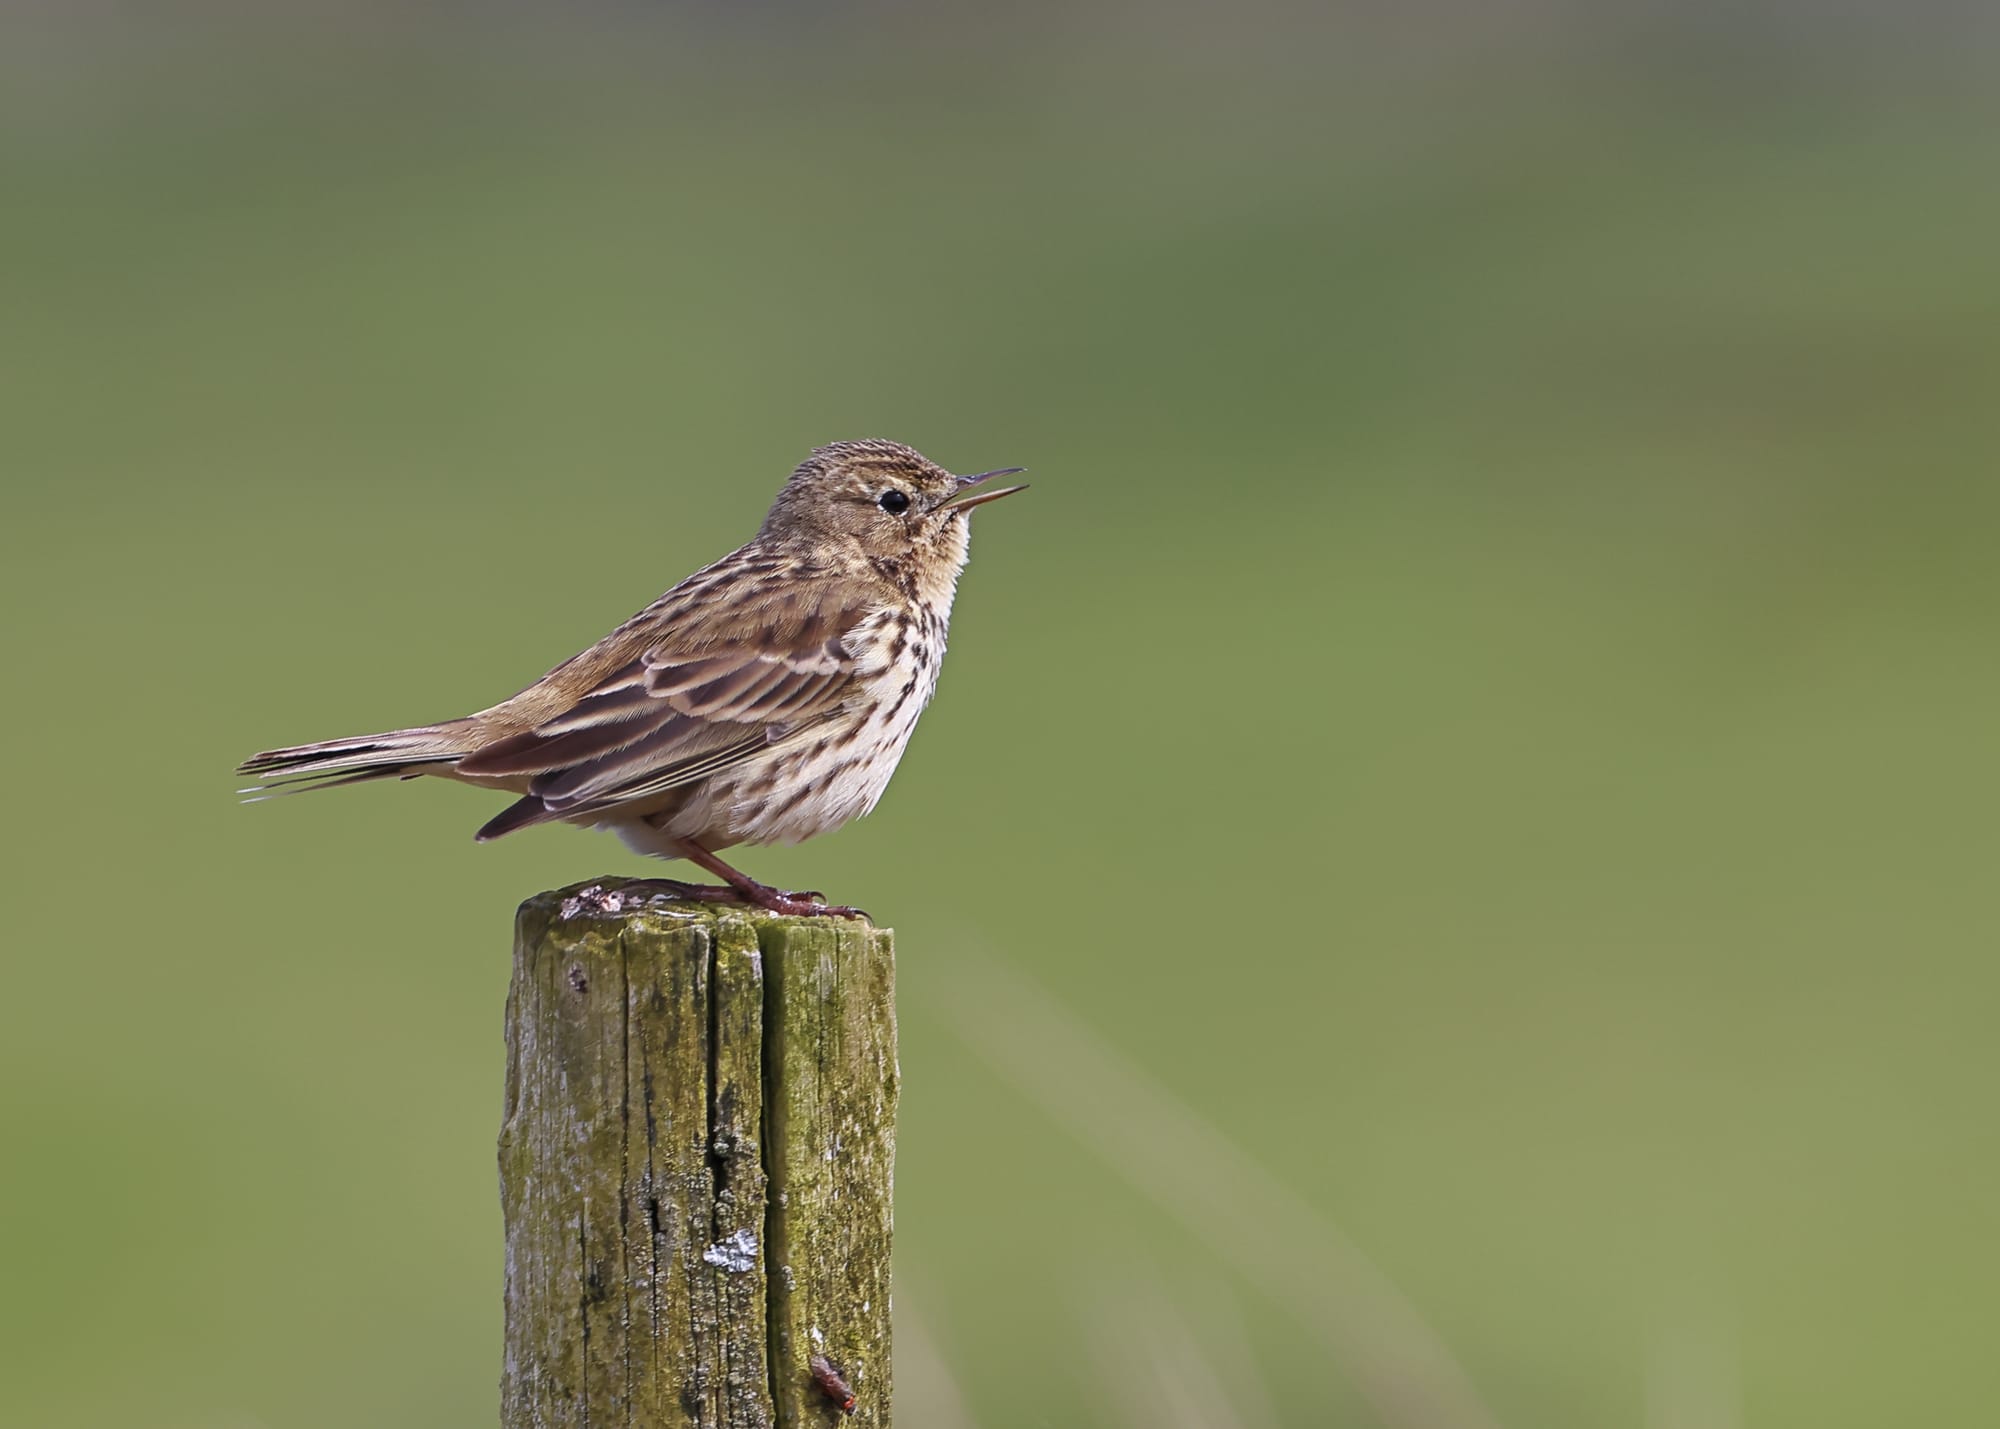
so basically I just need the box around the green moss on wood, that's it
[762,919,897,1429]
[500,881,895,1429]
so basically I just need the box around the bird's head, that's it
[758,439,1026,581]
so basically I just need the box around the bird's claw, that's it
[762,888,868,920]
[615,878,867,921]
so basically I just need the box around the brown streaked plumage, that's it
[237,439,1025,917]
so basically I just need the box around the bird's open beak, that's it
[938,467,1028,514]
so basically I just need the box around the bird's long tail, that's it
[237,721,478,799]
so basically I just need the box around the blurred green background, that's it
[5,4,1999,1426]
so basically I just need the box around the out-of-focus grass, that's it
[3,15,1998,1429]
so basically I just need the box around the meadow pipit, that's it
[238,439,1025,917]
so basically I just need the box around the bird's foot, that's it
[624,877,866,920]
[749,887,868,920]
[720,877,867,919]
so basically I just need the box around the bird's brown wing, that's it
[461,578,875,838]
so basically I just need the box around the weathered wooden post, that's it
[499,878,896,1428]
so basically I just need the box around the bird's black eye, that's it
[878,489,911,515]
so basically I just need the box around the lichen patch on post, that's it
[703,1228,760,1272]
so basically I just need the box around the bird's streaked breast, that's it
[679,600,952,847]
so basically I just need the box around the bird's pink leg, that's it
[667,839,868,920]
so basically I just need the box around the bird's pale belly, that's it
[612,655,942,857]
[716,708,912,844]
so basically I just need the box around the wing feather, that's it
[462,573,880,840]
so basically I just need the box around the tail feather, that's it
[237,723,472,799]
[474,794,557,842]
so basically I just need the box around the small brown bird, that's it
[238,439,1024,917]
